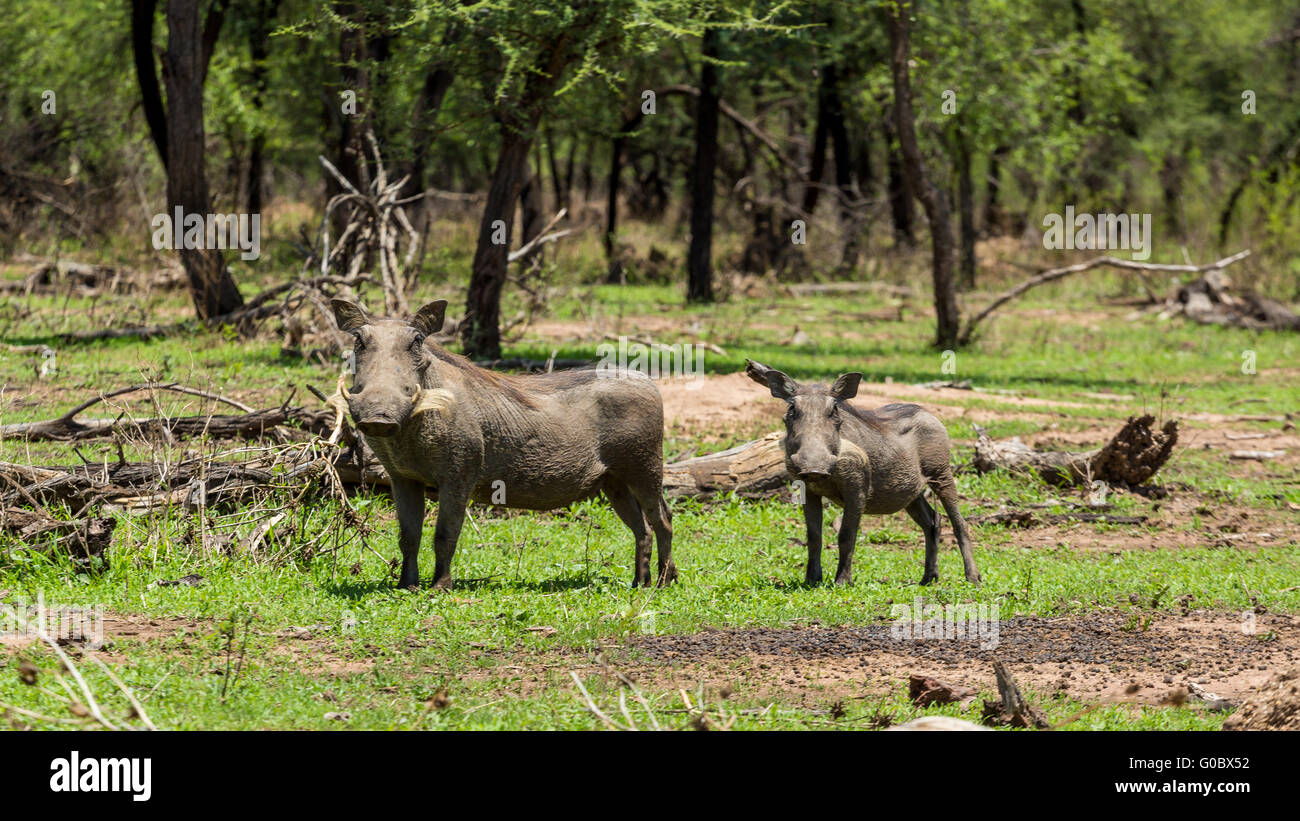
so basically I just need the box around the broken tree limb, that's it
[0,383,336,443]
[1163,269,1300,331]
[973,415,1178,486]
[661,432,787,499]
[982,659,1051,729]
[0,406,335,443]
[0,507,114,571]
[958,250,1252,345]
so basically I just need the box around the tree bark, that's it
[801,70,830,216]
[163,0,244,319]
[687,29,722,303]
[462,129,533,359]
[461,42,567,359]
[889,4,958,348]
[244,0,280,216]
[518,159,545,270]
[955,128,976,289]
[131,0,168,167]
[400,23,459,218]
[983,144,1007,235]
[605,131,628,283]
[881,108,915,247]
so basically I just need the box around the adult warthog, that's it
[332,299,675,589]
[745,359,980,587]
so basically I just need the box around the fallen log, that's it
[0,458,307,512]
[1,406,335,443]
[0,507,113,571]
[973,415,1178,486]
[661,432,787,498]
[0,382,336,443]
[0,258,185,297]
[958,250,1253,344]
[1164,270,1300,332]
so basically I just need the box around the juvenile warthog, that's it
[745,359,980,587]
[332,298,675,590]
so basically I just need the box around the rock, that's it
[885,715,990,731]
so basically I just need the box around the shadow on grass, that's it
[321,571,619,599]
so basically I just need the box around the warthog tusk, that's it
[411,387,455,416]
[324,375,350,415]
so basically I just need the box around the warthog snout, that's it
[356,418,400,438]
[795,468,832,482]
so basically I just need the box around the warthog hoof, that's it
[920,572,939,586]
[656,563,678,587]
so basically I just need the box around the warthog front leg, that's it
[833,501,862,586]
[392,476,427,589]
[803,492,824,585]
[431,485,471,591]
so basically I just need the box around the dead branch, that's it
[0,506,114,570]
[972,415,1178,486]
[982,659,1051,729]
[958,250,1252,344]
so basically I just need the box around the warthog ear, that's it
[831,372,862,401]
[331,299,370,333]
[765,370,798,402]
[410,300,448,336]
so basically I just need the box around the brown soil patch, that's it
[610,611,1300,708]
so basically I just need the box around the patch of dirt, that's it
[0,611,198,651]
[608,611,1300,709]
[658,372,778,442]
[1,611,375,675]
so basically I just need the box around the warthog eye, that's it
[410,333,426,351]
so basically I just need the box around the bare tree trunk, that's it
[462,130,534,359]
[983,144,1007,235]
[131,0,168,166]
[400,21,459,233]
[687,29,721,303]
[545,124,566,210]
[605,132,627,283]
[163,0,244,319]
[245,0,280,216]
[889,4,958,348]
[824,64,859,271]
[801,70,830,216]
[518,160,545,269]
[461,43,568,359]
[881,108,915,247]
[955,128,976,289]
[562,133,578,208]
[328,8,366,237]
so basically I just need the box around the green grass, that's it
[1,239,1297,730]
[1,492,1295,730]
